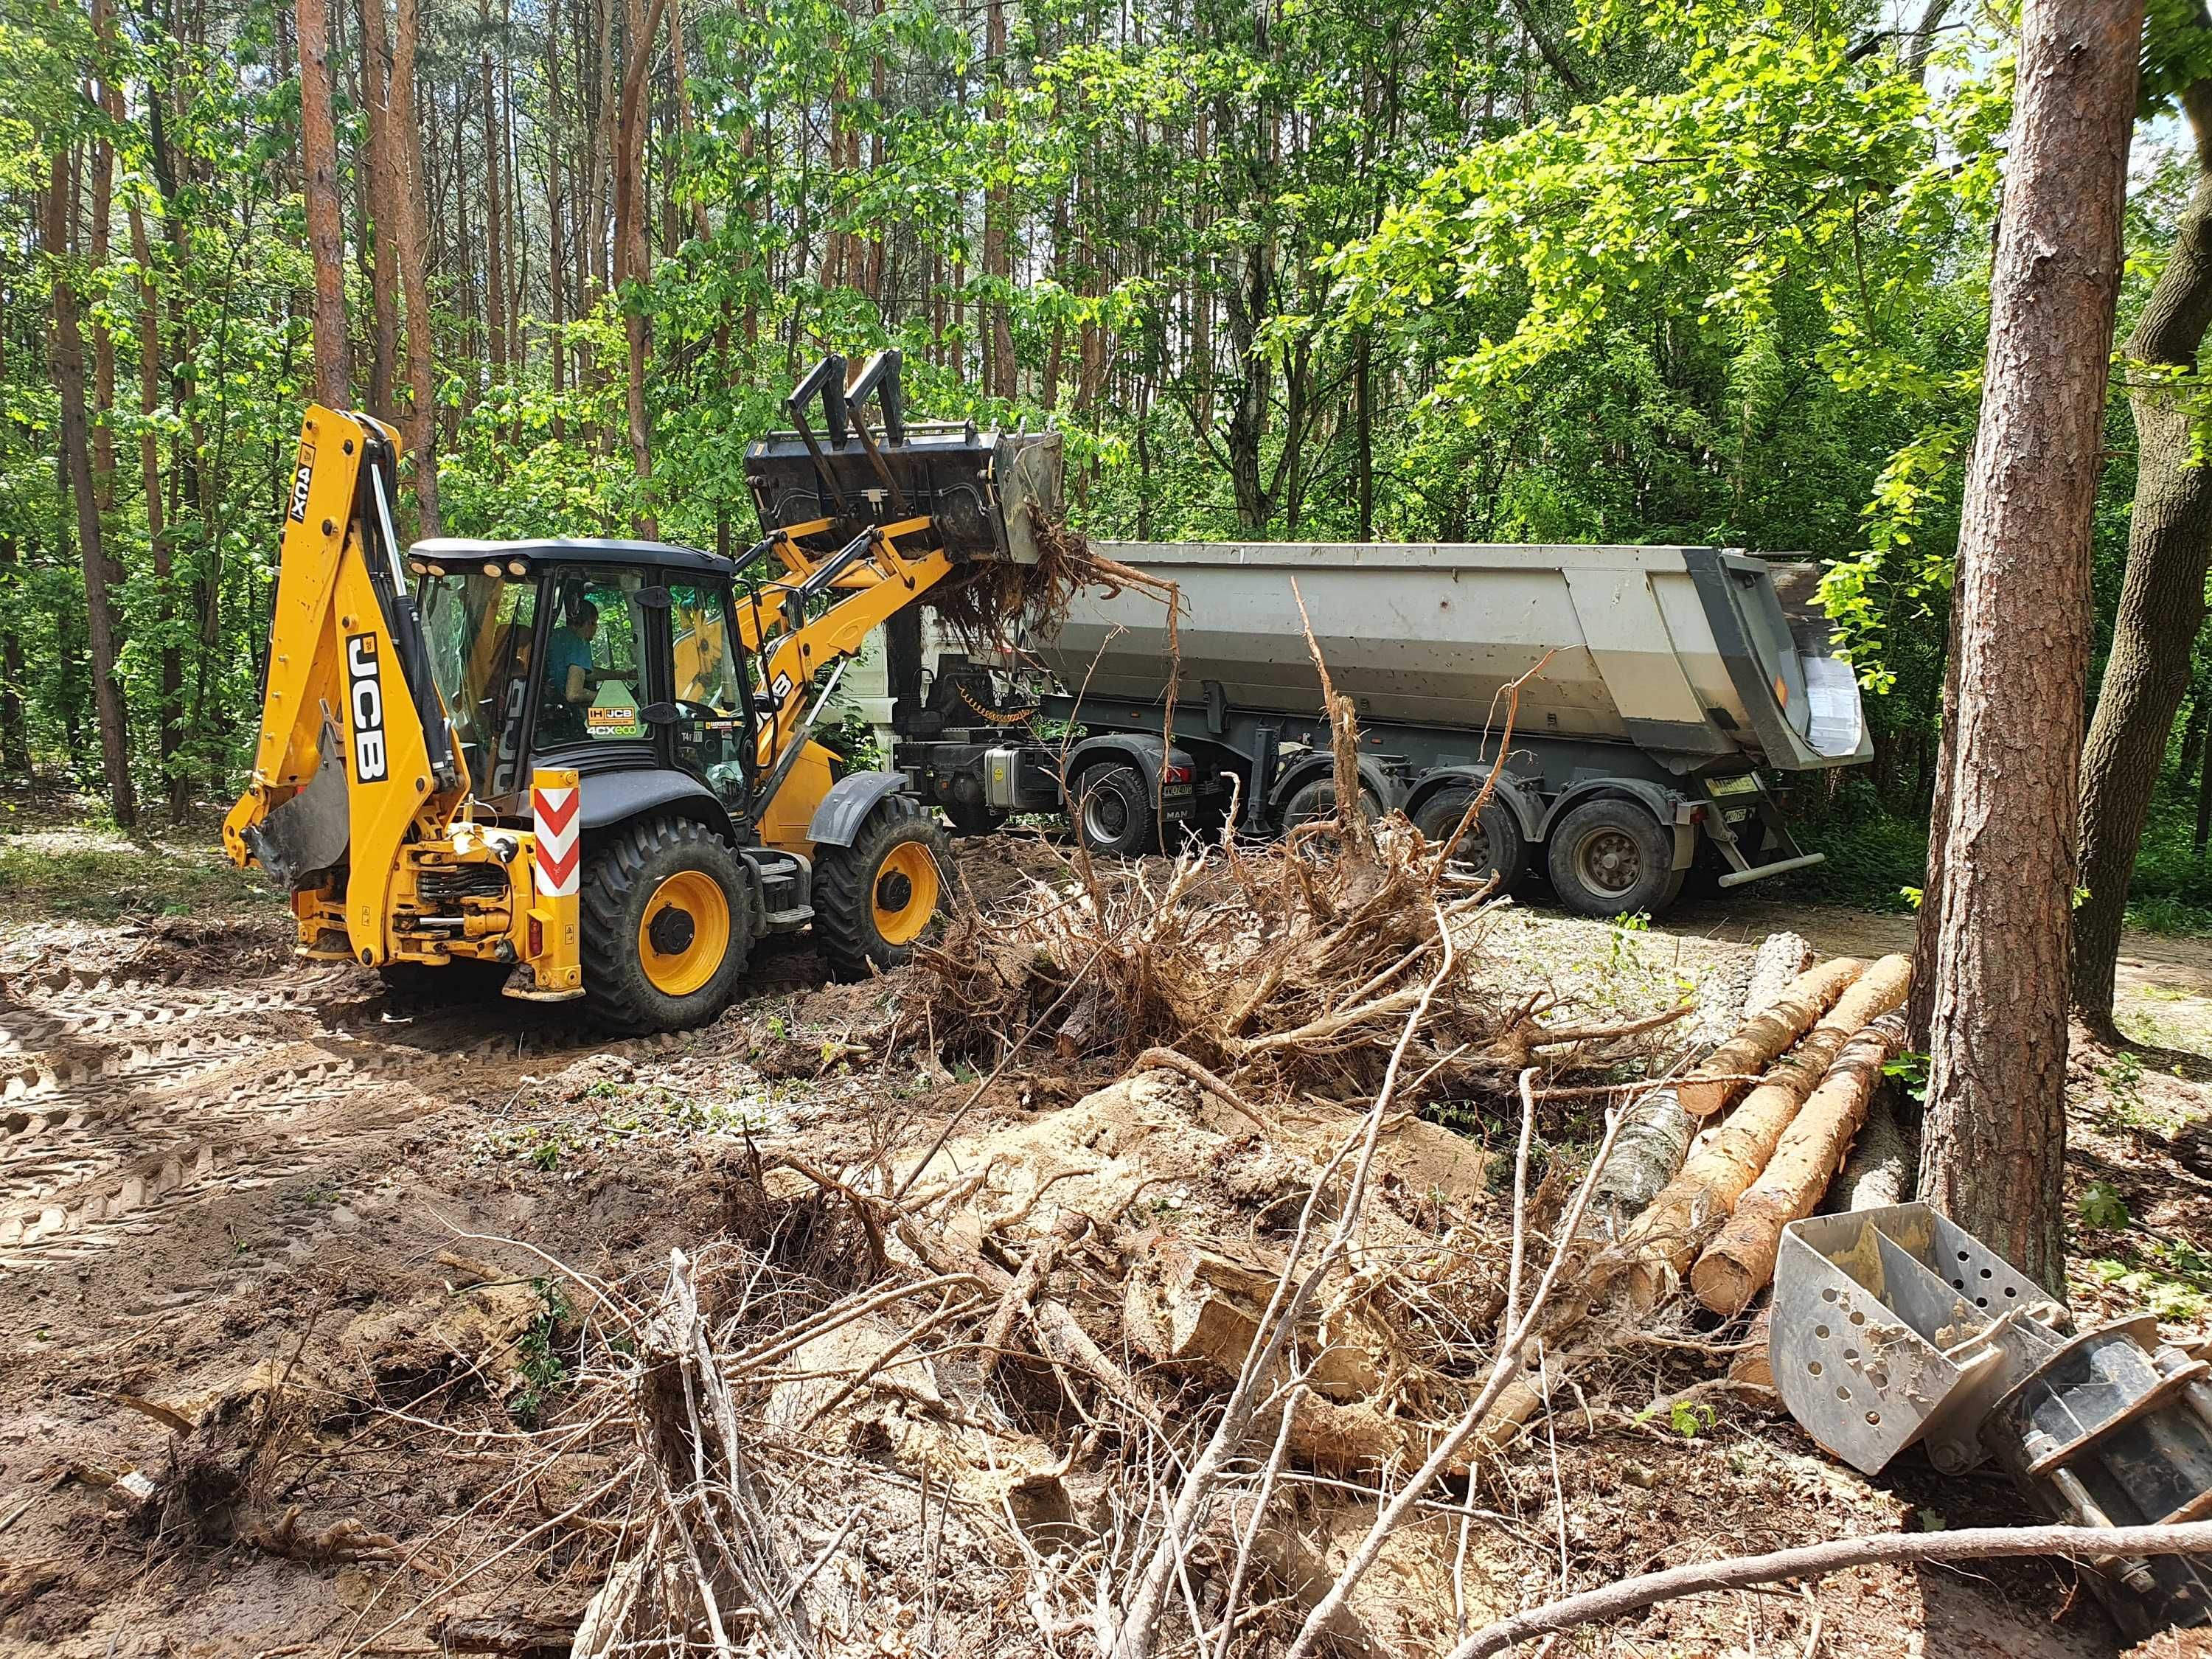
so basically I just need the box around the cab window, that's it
[540,568,647,745]
[671,583,744,712]
[669,581,752,806]
[417,569,538,793]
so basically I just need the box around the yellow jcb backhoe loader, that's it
[223,349,1062,1031]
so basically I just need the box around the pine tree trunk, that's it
[0,534,26,777]
[2072,84,2212,1033]
[614,0,666,536]
[481,31,508,388]
[299,0,353,404]
[128,201,181,819]
[362,0,398,415]
[47,153,136,827]
[1921,0,2140,1295]
[392,0,440,534]
[91,0,121,512]
[984,0,1015,400]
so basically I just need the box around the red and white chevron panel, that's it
[532,779,580,898]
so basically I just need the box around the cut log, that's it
[1834,1087,1911,1212]
[1602,954,1913,1308]
[1676,956,1866,1118]
[1728,1306,1775,1390]
[1741,932,1818,1022]
[1591,933,1816,1229]
[1690,1014,1907,1315]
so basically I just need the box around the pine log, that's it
[1603,954,1913,1308]
[1834,1088,1910,1212]
[1676,957,1866,1117]
[1591,933,1817,1228]
[1728,1306,1774,1390]
[1690,1014,1906,1315]
[1741,933,1818,1023]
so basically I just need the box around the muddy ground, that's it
[2,813,2211,1656]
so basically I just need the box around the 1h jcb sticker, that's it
[345,631,389,783]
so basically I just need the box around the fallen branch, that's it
[1448,1520,2212,1659]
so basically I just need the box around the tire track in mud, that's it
[0,956,675,1279]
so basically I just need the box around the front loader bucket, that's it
[1772,1203,2062,1475]
[745,350,1064,563]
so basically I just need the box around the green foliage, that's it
[2080,1180,2134,1233]
[512,1276,573,1424]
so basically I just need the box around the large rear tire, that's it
[1280,777,1385,833]
[1545,799,1678,919]
[579,817,755,1032]
[815,796,953,981]
[1412,788,1526,891]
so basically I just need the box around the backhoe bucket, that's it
[1772,1203,2063,1475]
[745,350,1063,563]
[1775,1202,2212,1640]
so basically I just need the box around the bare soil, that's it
[0,828,2205,1656]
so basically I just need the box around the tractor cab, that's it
[406,539,763,833]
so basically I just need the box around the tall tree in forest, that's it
[1920,0,2141,1291]
[391,0,440,533]
[614,0,666,535]
[128,198,182,819]
[2073,13,2212,1034]
[299,0,352,403]
[46,152,136,827]
[361,0,400,416]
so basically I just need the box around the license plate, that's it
[1161,785,1194,821]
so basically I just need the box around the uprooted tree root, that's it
[925,503,1178,655]
[911,815,1687,1113]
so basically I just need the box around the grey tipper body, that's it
[893,541,1871,918]
[1066,542,1868,776]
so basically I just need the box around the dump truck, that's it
[893,540,1870,918]
[224,349,1058,1032]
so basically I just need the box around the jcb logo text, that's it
[346,632,389,783]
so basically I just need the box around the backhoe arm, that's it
[223,407,467,963]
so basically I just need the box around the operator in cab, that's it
[542,599,604,742]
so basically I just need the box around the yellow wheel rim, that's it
[636,870,731,998]
[871,840,940,946]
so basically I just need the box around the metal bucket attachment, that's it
[1775,1202,2212,1638]
[1773,1203,2064,1475]
[745,350,1065,564]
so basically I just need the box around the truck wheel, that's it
[1281,778,1384,833]
[815,797,953,981]
[1413,789,1525,891]
[1074,763,1154,856]
[579,817,755,1032]
[1545,799,1678,919]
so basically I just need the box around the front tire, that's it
[1073,763,1154,856]
[1545,799,1678,919]
[579,817,755,1032]
[815,797,953,981]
